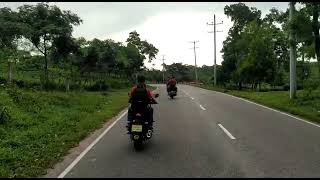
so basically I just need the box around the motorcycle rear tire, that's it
[134,140,143,150]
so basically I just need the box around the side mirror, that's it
[155,93,159,98]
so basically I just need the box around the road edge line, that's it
[206,88,320,128]
[57,111,127,178]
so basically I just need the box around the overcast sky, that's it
[2,2,290,70]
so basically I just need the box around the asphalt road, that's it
[62,84,320,178]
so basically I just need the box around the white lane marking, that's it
[58,111,127,178]
[218,124,236,140]
[181,88,206,111]
[181,89,190,96]
[199,104,206,111]
[212,90,320,129]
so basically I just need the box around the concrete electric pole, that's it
[289,2,297,99]
[189,41,199,84]
[207,14,223,86]
[162,55,166,84]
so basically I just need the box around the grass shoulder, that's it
[0,86,131,177]
[196,84,320,124]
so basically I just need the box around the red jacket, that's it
[167,78,177,86]
[129,85,153,100]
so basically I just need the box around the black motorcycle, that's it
[167,85,177,99]
[129,93,159,150]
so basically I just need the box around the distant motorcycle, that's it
[129,94,159,150]
[167,85,177,99]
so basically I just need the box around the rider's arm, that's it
[146,89,153,99]
[128,86,137,103]
[147,89,157,104]
[129,86,137,97]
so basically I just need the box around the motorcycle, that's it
[129,93,159,150]
[167,85,177,99]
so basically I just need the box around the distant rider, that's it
[166,75,177,94]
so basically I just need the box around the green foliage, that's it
[126,30,159,62]
[0,2,158,91]
[0,87,131,177]
[219,2,319,91]
[0,2,158,178]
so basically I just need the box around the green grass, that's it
[0,86,131,177]
[197,84,320,123]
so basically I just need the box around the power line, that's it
[207,14,223,86]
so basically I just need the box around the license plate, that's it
[132,125,143,132]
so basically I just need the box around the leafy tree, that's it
[126,30,159,63]
[299,3,320,75]
[18,3,82,88]
[221,3,262,90]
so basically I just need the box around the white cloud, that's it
[106,11,233,70]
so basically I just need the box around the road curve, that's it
[61,84,320,178]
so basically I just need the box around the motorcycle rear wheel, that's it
[134,140,143,150]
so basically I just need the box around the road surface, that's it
[61,84,320,178]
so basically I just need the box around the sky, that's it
[1,2,290,70]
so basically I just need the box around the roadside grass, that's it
[0,86,131,177]
[197,84,320,123]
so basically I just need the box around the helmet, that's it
[137,75,145,83]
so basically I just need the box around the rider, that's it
[127,75,155,134]
[166,75,177,93]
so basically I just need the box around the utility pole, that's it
[289,2,297,99]
[189,41,199,84]
[162,55,166,84]
[207,14,223,86]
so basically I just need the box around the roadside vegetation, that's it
[0,2,159,177]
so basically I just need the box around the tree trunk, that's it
[238,81,242,90]
[7,61,12,84]
[44,41,49,89]
[302,51,305,80]
[66,78,70,92]
[258,82,261,92]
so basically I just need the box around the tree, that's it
[0,7,25,84]
[235,20,277,90]
[126,30,159,63]
[165,63,193,82]
[221,3,262,90]
[125,43,144,74]
[18,3,82,88]
[50,35,81,91]
[0,7,22,50]
[300,2,320,75]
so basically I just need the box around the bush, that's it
[12,80,41,89]
[0,77,6,84]
[85,80,109,91]
[282,83,304,91]
[283,84,290,91]
[0,106,11,125]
